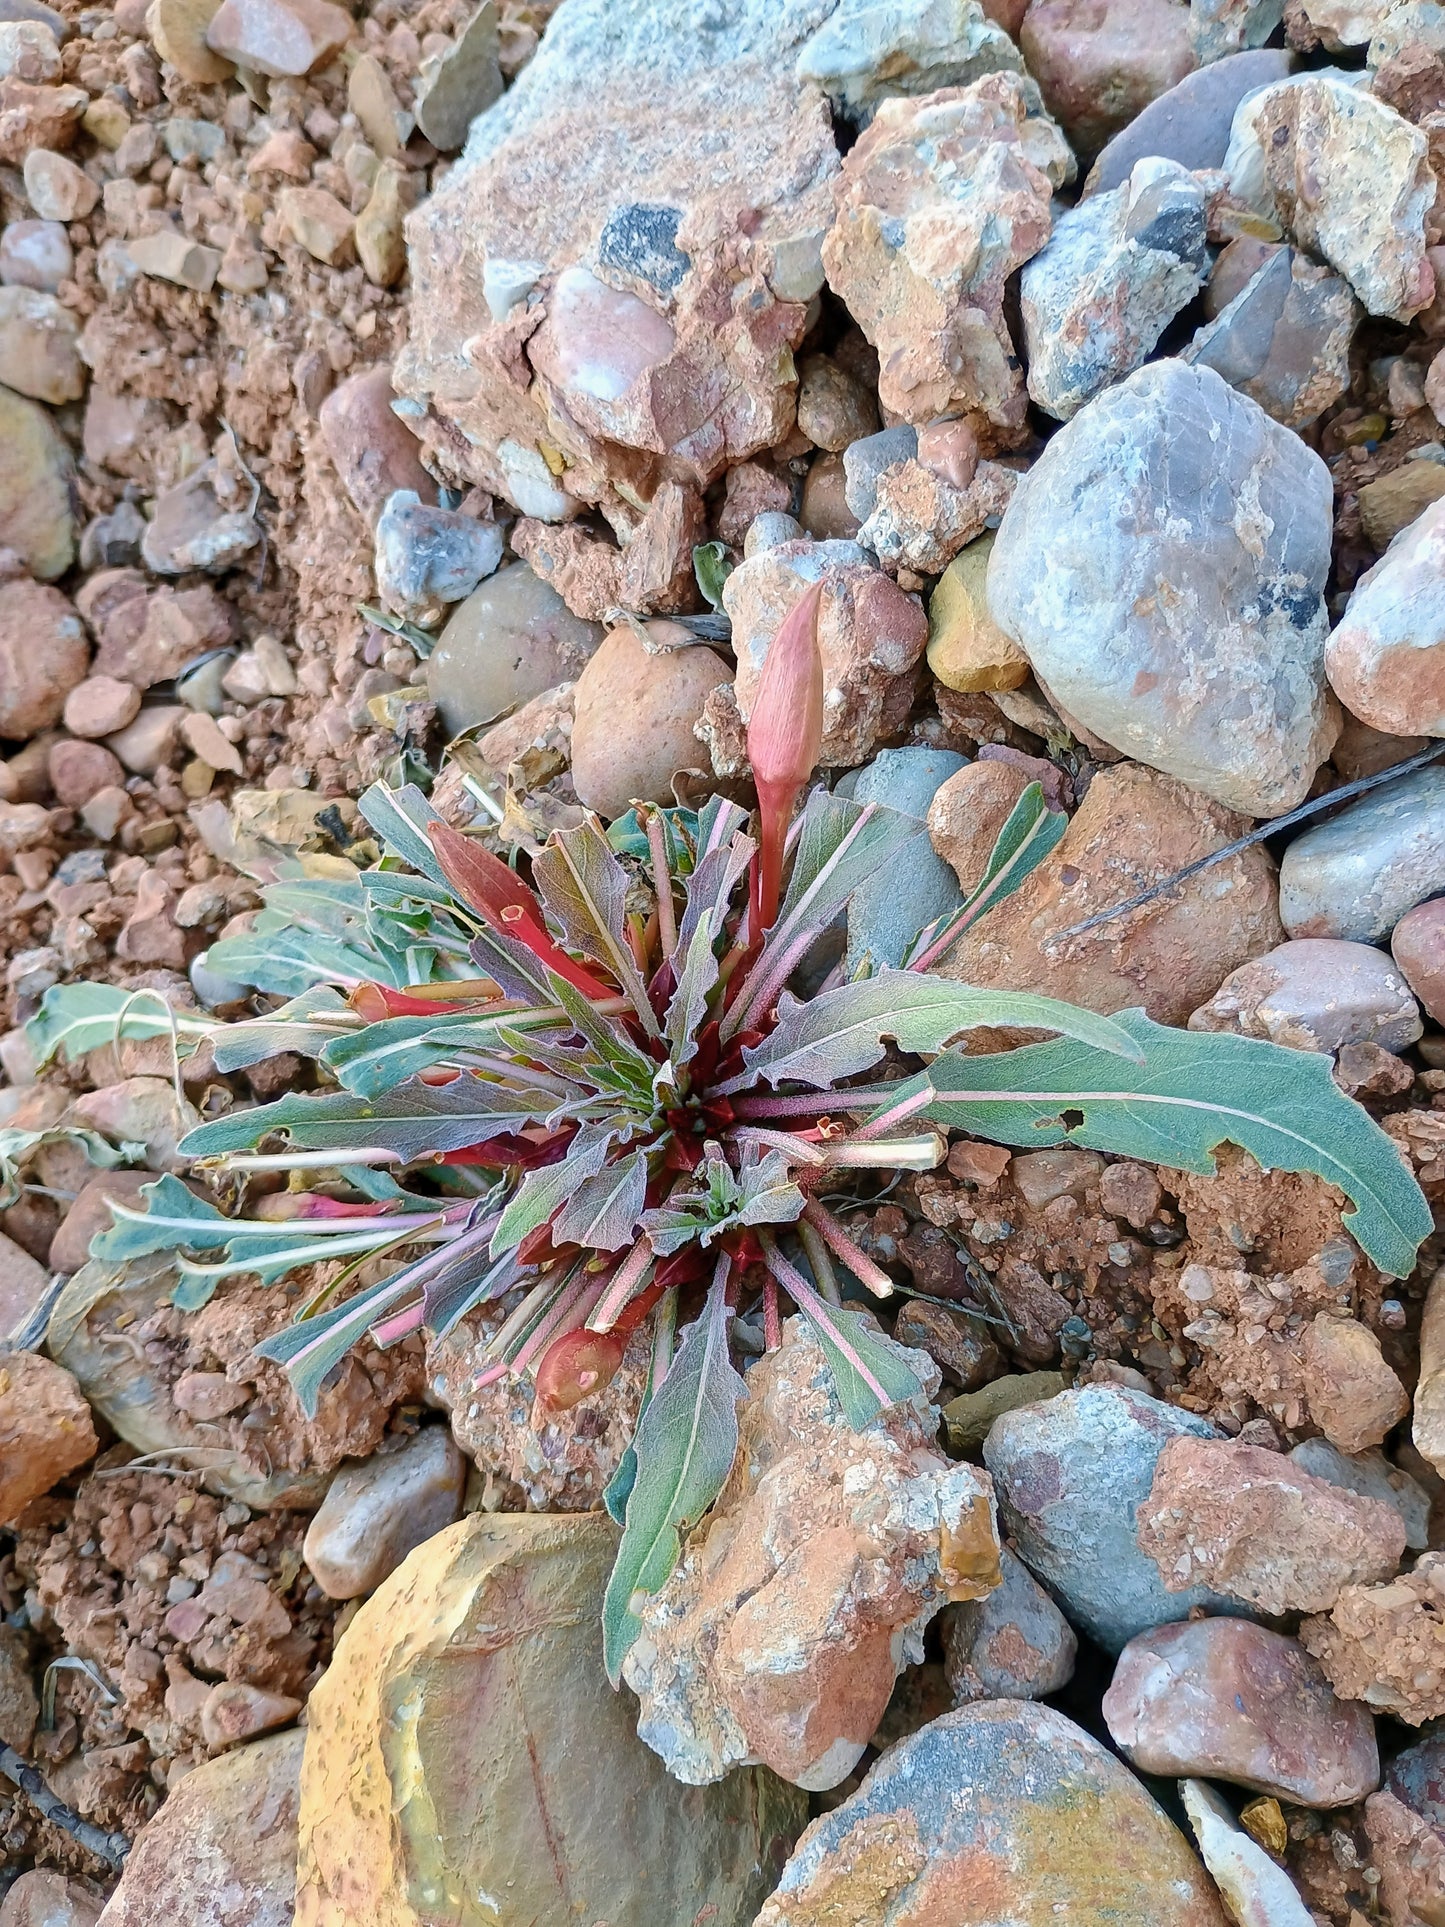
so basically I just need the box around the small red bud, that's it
[533,1327,626,1413]
[747,580,824,929]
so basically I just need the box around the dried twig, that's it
[0,1743,131,1867]
[1049,741,1445,944]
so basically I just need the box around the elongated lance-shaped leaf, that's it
[532,819,660,1035]
[490,1129,611,1256]
[0,1124,141,1211]
[603,1287,678,1524]
[664,908,723,1066]
[721,794,920,1040]
[206,916,400,997]
[357,780,450,884]
[603,1259,744,1682]
[759,1232,926,1429]
[715,972,1141,1096]
[674,823,754,961]
[254,1269,420,1418]
[907,781,1067,969]
[547,973,660,1093]
[550,1147,649,1252]
[695,794,750,863]
[180,1079,550,1161]
[209,986,355,1073]
[27,981,215,1067]
[421,1231,519,1337]
[321,1007,565,1099]
[914,1008,1432,1279]
[467,920,562,1003]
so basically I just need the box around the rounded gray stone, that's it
[1278,762,1445,942]
[987,359,1336,817]
[841,746,967,970]
[982,1382,1234,1653]
[1085,50,1294,194]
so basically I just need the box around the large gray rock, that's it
[1184,246,1359,430]
[982,1383,1234,1652]
[755,1702,1229,1926]
[1278,763,1445,942]
[986,359,1336,816]
[1187,937,1422,1053]
[842,746,967,969]
[1085,49,1293,192]
[942,1546,1077,1702]
[1022,158,1211,421]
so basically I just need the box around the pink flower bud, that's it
[747,580,823,927]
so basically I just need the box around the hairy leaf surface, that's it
[913,1009,1432,1278]
[180,1080,548,1160]
[603,1271,744,1681]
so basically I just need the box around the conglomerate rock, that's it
[396,0,843,514]
[622,1318,1001,1790]
[821,71,1073,442]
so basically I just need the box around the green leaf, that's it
[0,1124,141,1211]
[550,1147,648,1252]
[606,805,698,870]
[718,971,1141,1095]
[356,781,449,884]
[722,793,920,1040]
[254,1270,418,1417]
[664,908,724,1066]
[692,540,734,611]
[603,1272,744,1682]
[206,916,395,996]
[641,1144,803,1254]
[793,1294,927,1429]
[906,780,1067,965]
[674,823,753,962]
[209,987,354,1073]
[490,1132,611,1256]
[320,1008,556,1099]
[27,982,213,1067]
[918,1008,1433,1279]
[532,820,660,1035]
[179,1080,548,1161]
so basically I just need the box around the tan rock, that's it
[722,538,928,767]
[823,73,1069,441]
[927,531,1029,692]
[1301,1312,1409,1456]
[146,0,232,82]
[396,0,836,503]
[0,1625,39,1754]
[347,51,412,158]
[48,1168,154,1274]
[126,227,221,292]
[1138,1435,1405,1615]
[355,161,404,287]
[927,756,1034,891]
[21,145,95,220]
[937,760,1283,1023]
[0,1872,102,1927]
[1021,0,1195,162]
[199,1682,301,1751]
[1365,1789,1445,1926]
[624,1318,1000,1790]
[0,79,87,163]
[0,1226,46,1341]
[795,352,879,451]
[1413,1265,1445,1477]
[0,382,72,578]
[1359,461,1445,550]
[317,363,434,529]
[0,576,86,736]
[205,0,350,76]
[95,1731,303,1927]
[570,621,729,817]
[858,455,1018,575]
[1328,492,1445,735]
[0,283,79,402]
[302,1427,465,1600]
[80,96,127,148]
[47,739,122,808]
[798,450,860,541]
[293,1512,803,1927]
[1302,1552,1445,1723]
[278,186,353,265]
[0,1350,97,1523]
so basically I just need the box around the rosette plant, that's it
[30,588,1431,1677]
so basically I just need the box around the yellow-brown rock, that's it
[927,532,1029,692]
[0,1350,97,1523]
[0,382,72,578]
[292,1511,803,1927]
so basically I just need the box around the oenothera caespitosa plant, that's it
[28,588,1432,1678]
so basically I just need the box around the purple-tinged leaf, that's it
[759,1232,925,1429]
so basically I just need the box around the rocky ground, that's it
[3,0,1445,1920]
